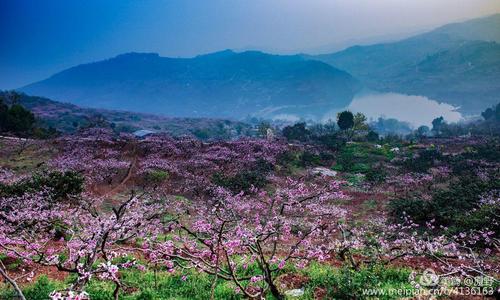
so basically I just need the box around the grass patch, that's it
[300,263,413,300]
[0,263,413,300]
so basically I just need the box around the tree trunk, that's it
[113,281,121,300]
[262,263,283,300]
[266,277,283,300]
[0,266,26,300]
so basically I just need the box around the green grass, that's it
[84,269,242,300]
[345,173,365,186]
[0,264,414,300]
[0,276,64,300]
[299,263,413,300]
[333,142,394,175]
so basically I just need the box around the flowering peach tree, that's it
[144,177,348,299]
[0,190,164,300]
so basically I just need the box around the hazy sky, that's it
[1,0,499,89]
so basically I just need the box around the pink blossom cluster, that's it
[0,189,164,298]
[50,132,133,185]
[137,135,289,194]
[143,176,348,298]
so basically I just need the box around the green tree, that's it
[353,112,369,131]
[416,125,430,137]
[366,130,379,142]
[5,104,35,133]
[481,107,494,120]
[282,122,309,141]
[431,116,444,134]
[0,98,8,131]
[337,111,354,131]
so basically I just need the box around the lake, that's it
[323,91,463,128]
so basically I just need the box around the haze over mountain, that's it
[21,50,360,120]
[18,14,500,121]
[4,0,499,89]
[314,14,500,114]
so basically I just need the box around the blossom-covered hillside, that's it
[0,125,498,299]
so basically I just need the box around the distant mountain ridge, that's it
[21,50,360,120]
[313,13,500,114]
[19,14,500,117]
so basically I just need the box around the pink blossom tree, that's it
[145,177,348,299]
[0,190,164,299]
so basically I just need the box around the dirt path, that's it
[101,144,139,198]
[105,157,138,198]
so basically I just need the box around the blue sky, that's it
[1,0,499,89]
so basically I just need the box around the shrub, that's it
[276,151,300,167]
[277,150,333,169]
[389,173,499,235]
[351,163,371,173]
[144,170,169,185]
[336,150,355,172]
[366,130,379,142]
[299,151,322,167]
[365,166,387,183]
[463,141,500,162]
[315,133,346,150]
[282,122,310,142]
[212,170,267,194]
[212,159,272,194]
[402,149,442,172]
[3,104,35,134]
[453,203,500,235]
[0,170,84,200]
[388,198,430,224]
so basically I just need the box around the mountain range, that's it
[19,14,500,119]
[313,13,500,114]
[21,51,360,120]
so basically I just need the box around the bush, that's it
[2,104,35,134]
[463,141,500,162]
[299,151,322,167]
[389,173,499,235]
[335,150,355,172]
[402,149,442,172]
[454,203,500,236]
[366,130,379,142]
[212,171,267,194]
[212,159,272,194]
[351,163,371,173]
[388,198,430,224]
[282,122,310,142]
[144,170,169,185]
[314,133,346,150]
[0,170,84,200]
[365,166,387,183]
